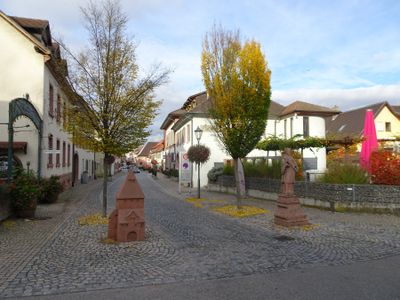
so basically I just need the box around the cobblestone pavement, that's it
[0,172,400,298]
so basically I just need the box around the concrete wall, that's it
[210,175,400,212]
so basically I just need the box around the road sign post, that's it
[179,152,191,194]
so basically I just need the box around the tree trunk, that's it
[102,157,108,217]
[234,158,246,209]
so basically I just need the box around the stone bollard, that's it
[108,171,145,242]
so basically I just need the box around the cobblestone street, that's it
[1,172,400,298]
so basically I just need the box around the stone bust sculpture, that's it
[281,148,298,195]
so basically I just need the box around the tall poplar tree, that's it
[62,0,168,216]
[201,25,271,208]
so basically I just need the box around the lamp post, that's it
[194,126,203,198]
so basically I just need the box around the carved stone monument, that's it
[108,171,145,242]
[274,148,309,227]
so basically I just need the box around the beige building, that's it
[326,101,400,151]
[0,12,97,186]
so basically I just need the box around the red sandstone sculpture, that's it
[108,171,145,242]
[274,148,309,227]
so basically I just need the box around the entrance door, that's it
[73,153,79,184]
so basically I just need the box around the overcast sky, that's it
[2,0,400,141]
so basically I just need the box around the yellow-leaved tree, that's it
[201,25,271,208]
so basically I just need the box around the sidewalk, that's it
[0,177,107,296]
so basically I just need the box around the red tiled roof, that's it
[269,101,285,118]
[150,140,164,154]
[10,16,49,29]
[393,105,400,116]
[160,108,186,130]
[9,15,52,48]
[138,142,158,157]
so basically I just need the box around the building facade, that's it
[0,12,98,186]
[162,92,339,188]
[326,101,400,152]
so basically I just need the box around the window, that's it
[187,125,190,143]
[67,144,71,166]
[303,116,309,137]
[62,141,66,167]
[49,84,54,117]
[376,122,384,132]
[284,119,287,138]
[48,135,53,168]
[56,139,60,167]
[290,117,293,138]
[63,102,67,126]
[85,159,89,171]
[56,94,61,122]
[385,122,391,132]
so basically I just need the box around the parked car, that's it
[132,166,140,173]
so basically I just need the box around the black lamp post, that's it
[194,126,203,198]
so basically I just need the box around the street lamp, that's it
[194,126,203,198]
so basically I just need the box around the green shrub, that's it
[243,160,267,177]
[162,169,171,177]
[207,166,224,182]
[222,159,281,179]
[267,159,282,179]
[38,176,64,204]
[319,163,369,184]
[9,168,40,210]
[223,164,234,176]
[0,184,10,202]
[170,169,179,177]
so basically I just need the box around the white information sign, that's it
[43,150,61,154]
[179,152,191,193]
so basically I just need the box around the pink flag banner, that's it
[360,109,378,171]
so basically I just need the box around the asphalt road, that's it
[21,254,400,300]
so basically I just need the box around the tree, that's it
[201,25,271,208]
[61,0,169,216]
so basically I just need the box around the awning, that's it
[0,142,28,154]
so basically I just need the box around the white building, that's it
[161,92,339,188]
[160,108,186,171]
[0,12,98,187]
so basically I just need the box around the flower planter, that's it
[15,208,36,218]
